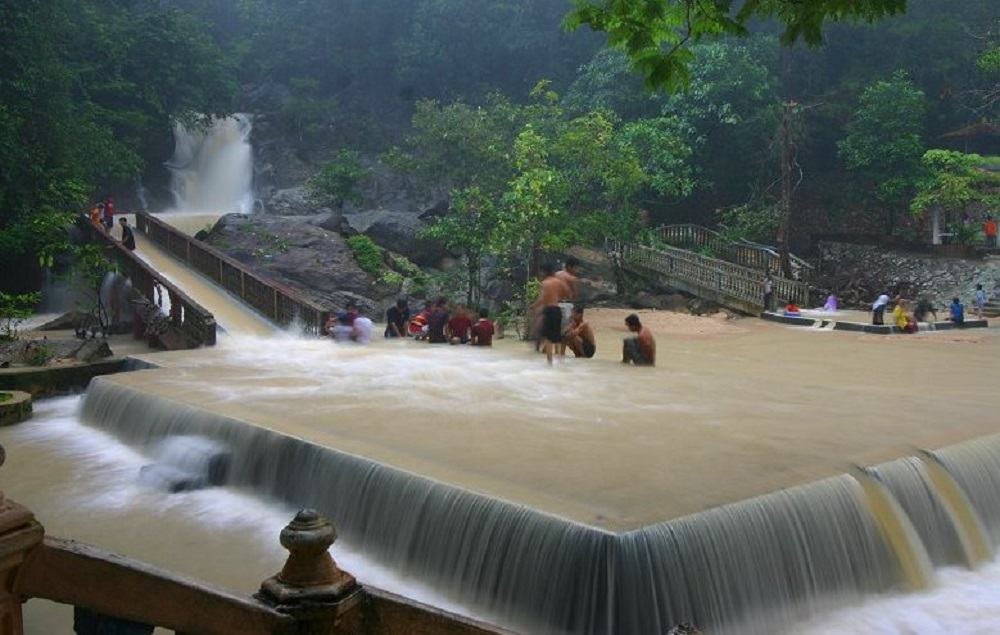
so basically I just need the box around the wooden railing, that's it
[78,218,217,347]
[616,241,809,313]
[656,224,813,281]
[135,213,331,335]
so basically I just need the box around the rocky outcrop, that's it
[345,209,445,267]
[816,241,1000,308]
[204,213,382,313]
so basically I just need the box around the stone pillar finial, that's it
[256,509,360,625]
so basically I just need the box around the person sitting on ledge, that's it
[783,302,802,317]
[622,313,655,366]
[914,298,937,324]
[893,299,918,334]
[822,294,838,312]
[949,297,965,326]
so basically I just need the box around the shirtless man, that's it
[622,313,655,366]
[554,257,581,355]
[532,263,571,365]
[564,306,596,358]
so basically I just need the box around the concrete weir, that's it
[78,329,1000,634]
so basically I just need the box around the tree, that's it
[421,187,497,306]
[307,150,369,209]
[911,150,1000,224]
[838,71,926,233]
[564,0,907,90]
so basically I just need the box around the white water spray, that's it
[166,115,253,215]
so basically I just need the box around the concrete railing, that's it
[657,224,813,281]
[79,217,217,347]
[135,213,331,335]
[616,241,809,314]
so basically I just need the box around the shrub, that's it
[346,235,385,277]
[0,291,40,341]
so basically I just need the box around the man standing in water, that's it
[555,257,582,355]
[533,263,571,365]
[622,313,655,366]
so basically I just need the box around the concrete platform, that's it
[97,315,1000,533]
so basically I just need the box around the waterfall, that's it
[166,115,253,215]
[78,377,1000,634]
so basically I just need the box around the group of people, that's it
[324,256,657,367]
[871,283,989,333]
[89,196,135,251]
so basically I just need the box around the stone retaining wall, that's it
[816,241,1000,309]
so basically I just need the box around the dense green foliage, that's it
[565,0,906,89]
[0,292,40,341]
[0,0,235,289]
[3,0,998,300]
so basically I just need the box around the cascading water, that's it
[166,115,254,215]
[75,373,1000,634]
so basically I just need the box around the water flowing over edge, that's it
[79,377,1000,634]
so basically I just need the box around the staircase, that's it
[656,224,814,281]
[612,240,809,315]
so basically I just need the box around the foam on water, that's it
[1,396,477,619]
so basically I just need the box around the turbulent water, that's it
[166,115,253,215]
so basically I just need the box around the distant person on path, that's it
[984,215,998,248]
[893,300,917,334]
[949,297,965,326]
[975,283,987,319]
[763,274,775,312]
[119,217,136,251]
[622,313,655,366]
[90,203,102,226]
[872,294,890,325]
[427,298,450,344]
[533,263,571,365]
[822,294,838,312]
[103,196,115,230]
[564,306,596,359]
[470,308,495,346]
[447,305,473,344]
[914,297,937,323]
[385,298,410,338]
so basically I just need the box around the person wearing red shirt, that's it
[470,308,495,347]
[984,215,998,248]
[447,305,472,344]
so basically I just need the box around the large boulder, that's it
[204,213,379,313]
[265,186,316,216]
[345,209,445,267]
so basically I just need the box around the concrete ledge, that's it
[0,358,128,397]
[0,390,32,426]
[764,312,990,335]
[760,312,820,327]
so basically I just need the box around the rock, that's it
[311,209,352,235]
[37,311,90,331]
[0,391,32,426]
[72,339,112,362]
[204,213,380,313]
[687,298,719,316]
[345,209,445,267]
[633,291,666,309]
[662,293,690,312]
[266,186,317,216]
